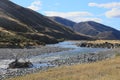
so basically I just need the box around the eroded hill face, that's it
[0,0,92,47]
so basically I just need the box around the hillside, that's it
[50,16,120,40]
[74,21,120,40]
[48,16,76,29]
[0,0,92,48]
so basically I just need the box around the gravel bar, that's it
[0,46,70,60]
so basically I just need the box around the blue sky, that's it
[10,0,120,30]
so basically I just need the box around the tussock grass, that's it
[87,40,120,44]
[7,56,120,80]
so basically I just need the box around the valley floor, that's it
[7,56,120,80]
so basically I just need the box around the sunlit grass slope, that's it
[7,56,120,80]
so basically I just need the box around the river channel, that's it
[0,41,109,78]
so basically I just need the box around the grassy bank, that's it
[7,56,120,80]
[86,40,120,44]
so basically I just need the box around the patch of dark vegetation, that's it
[0,33,46,48]
[8,59,33,69]
[0,32,36,48]
[77,42,120,49]
[0,41,44,48]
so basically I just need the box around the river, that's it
[0,41,109,78]
[29,41,108,67]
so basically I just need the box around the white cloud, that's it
[88,2,120,18]
[72,17,102,23]
[44,11,102,22]
[44,11,92,17]
[88,2,120,8]
[28,0,41,11]
[105,8,120,18]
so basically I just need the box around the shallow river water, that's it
[30,41,107,62]
[0,41,108,74]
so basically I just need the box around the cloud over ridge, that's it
[28,0,41,11]
[44,11,102,22]
[89,2,120,18]
[89,2,120,8]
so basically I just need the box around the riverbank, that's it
[8,56,120,80]
[2,48,118,80]
[0,46,70,60]
[0,41,119,80]
[50,50,115,66]
[76,40,120,49]
[0,45,71,80]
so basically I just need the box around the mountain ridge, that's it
[49,16,120,40]
[0,0,92,47]
[48,16,76,29]
[74,21,120,39]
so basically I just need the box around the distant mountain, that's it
[48,16,76,29]
[74,21,120,40]
[0,0,92,47]
[49,16,120,40]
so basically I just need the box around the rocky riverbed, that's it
[0,45,71,80]
[0,49,116,80]
[50,50,116,66]
[0,66,55,80]
[0,41,119,80]
[0,46,70,60]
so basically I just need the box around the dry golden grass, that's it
[7,56,120,80]
[0,27,15,36]
[87,40,120,44]
[72,40,120,44]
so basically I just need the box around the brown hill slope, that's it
[48,16,76,29]
[0,0,92,47]
[74,21,120,40]
[49,16,120,40]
